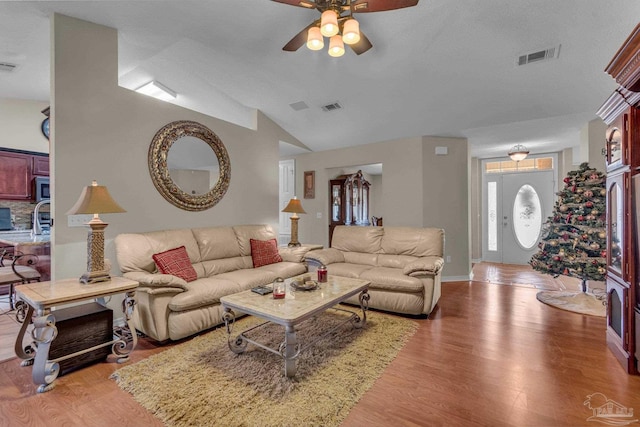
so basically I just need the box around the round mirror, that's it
[148,121,230,211]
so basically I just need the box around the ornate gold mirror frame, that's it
[148,120,230,211]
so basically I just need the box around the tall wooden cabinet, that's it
[597,23,640,374]
[329,170,371,244]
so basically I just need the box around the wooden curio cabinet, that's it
[597,23,640,374]
[329,170,371,244]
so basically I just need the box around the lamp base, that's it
[288,242,302,248]
[80,270,111,284]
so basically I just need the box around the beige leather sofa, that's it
[305,226,444,316]
[114,225,307,342]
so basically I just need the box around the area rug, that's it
[111,310,418,427]
[536,290,606,317]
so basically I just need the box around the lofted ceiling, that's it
[0,1,639,159]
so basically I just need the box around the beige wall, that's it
[288,135,471,280]
[0,98,50,153]
[422,137,470,279]
[51,14,300,280]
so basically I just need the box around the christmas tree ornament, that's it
[585,201,594,208]
[559,205,568,212]
[589,242,600,250]
[584,190,593,198]
[598,231,606,239]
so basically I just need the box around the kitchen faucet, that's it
[32,199,51,236]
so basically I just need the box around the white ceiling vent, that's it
[0,62,18,72]
[321,102,342,112]
[289,101,309,111]
[517,45,561,66]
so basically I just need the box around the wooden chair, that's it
[0,248,41,310]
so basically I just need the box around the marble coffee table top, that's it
[220,274,369,325]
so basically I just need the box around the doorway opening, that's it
[481,154,557,265]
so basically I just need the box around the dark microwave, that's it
[33,176,50,202]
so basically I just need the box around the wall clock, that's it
[41,117,50,140]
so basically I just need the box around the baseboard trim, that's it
[442,275,472,282]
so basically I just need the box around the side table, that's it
[14,276,138,393]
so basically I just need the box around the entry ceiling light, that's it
[508,144,530,162]
[135,80,177,102]
[307,14,361,57]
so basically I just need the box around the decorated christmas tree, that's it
[529,162,610,289]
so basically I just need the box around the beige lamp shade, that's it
[320,10,339,37]
[342,19,361,45]
[307,26,324,51]
[328,35,345,57]
[66,180,126,215]
[281,197,306,215]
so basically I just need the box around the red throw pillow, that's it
[250,238,283,268]
[152,246,197,282]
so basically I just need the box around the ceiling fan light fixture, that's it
[306,26,324,50]
[342,18,361,45]
[508,144,530,162]
[320,10,339,37]
[328,35,345,57]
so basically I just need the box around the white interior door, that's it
[279,159,295,244]
[483,168,555,265]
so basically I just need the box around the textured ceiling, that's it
[1,1,639,159]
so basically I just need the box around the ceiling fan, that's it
[272,0,419,57]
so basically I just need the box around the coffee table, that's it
[220,274,370,377]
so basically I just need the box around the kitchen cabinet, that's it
[0,148,49,201]
[0,151,32,200]
[32,155,49,176]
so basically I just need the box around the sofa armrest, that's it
[278,246,309,263]
[304,248,345,266]
[403,256,444,275]
[123,271,188,290]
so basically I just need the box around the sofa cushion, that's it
[115,229,200,274]
[152,246,197,282]
[258,261,307,279]
[381,227,444,257]
[327,263,374,278]
[359,267,424,292]
[377,254,419,269]
[343,252,378,266]
[234,225,278,256]
[215,269,278,290]
[331,226,384,254]
[168,277,241,312]
[250,238,283,268]
[192,227,241,261]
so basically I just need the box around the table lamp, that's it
[281,197,306,247]
[66,180,126,284]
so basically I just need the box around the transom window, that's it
[485,157,553,173]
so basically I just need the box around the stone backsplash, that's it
[0,200,50,230]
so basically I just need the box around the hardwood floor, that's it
[1,263,638,426]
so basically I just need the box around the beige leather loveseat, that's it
[305,226,444,316]
[114,225,307,342]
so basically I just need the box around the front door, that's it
[483,164,555,265]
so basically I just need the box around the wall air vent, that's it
[321,102,342,112]
[517,45,561,66]
[0,62,18,72]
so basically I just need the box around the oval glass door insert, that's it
[513,184,542,249]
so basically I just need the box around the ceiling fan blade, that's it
[283,22,317,52]
[271,0,317,9]
[351,0,419,13]
[349,31,373,55]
